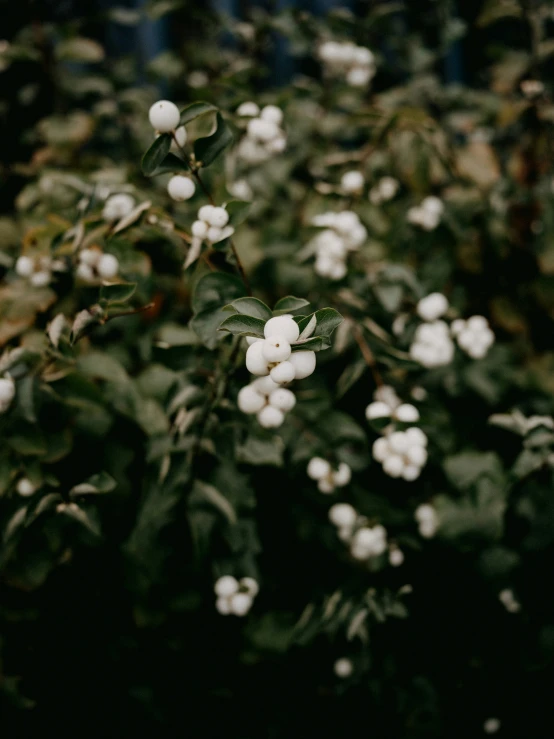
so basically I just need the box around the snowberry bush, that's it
[1,2,554,738]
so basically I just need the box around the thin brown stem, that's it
[350,321,383,387]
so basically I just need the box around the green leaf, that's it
[273,296,310,315]
[226,200,251,227]
[194,112,233,168]
[237,433,284,467]
[142,133,171,176]
[70,471,117,497]
[443,452,504,491]
[192,480,237,525]
[191,272,246,349]
[179,101,217,126]
[297,308,343,340]
[100,282,136,304]
[218,314,266,337]
[151,152,189,175]
[291,336,331,352]
[227,297,272,321]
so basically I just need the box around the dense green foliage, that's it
[2,2,554,737]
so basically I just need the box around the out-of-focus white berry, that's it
[173,126,187,148]
[191,220,208,238]
[251,376,280,396]
[206,207,229,228]
[15,255,34,277]
[450,318,465,336]
[260,105,283,125]
[167,175,195,201]
[483,718,501,735]
[237,385,266,414]
[229,592,253,616]
[389,548,404,567]
[264,315,300,343]
[206,226,223,243]
[383,454,404,478]
[307,457,331,480]
[246,341,269,376]
[149,99,180,132]
[346,66,372,87]
[97,253,119,280]
[30,271,50,287]
[372,437,390,462]
[365,401,392,421]
[102,193,135,222]
[240,577,259,597]
[262,336,291,363]
[216,597,232,615]
[333,462,351,487]
[395,404,419,423]
[318,478,335,494]
[417,293,449,322]
[247,117,280,142]
[270,361,295,384]
[415,504,438,538]
[268,387,296,412]
[257,405,285,428]
[198,204,216,222]
[406,427,427,448]
[341,170,364,193]
[402,464,421,481]
[329,503,357,528]
[16,478,35,496]
[406,445,427,467]
[76,263,95,282]
[237,101,260,117]
[214,575,239,597]
[389,431,410,455]
[79,248,100,267]
[334,658,353,678]
[288,351,316,380]
[228,179,253,201]
[499,588,521,614]
[265,135,287,154]
[410,320,454,368]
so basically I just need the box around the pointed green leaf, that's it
[179,101,217,126]
[218,314,266,337]
[274,296,310,315]
[227,297,272,321]
[142,133,171,175]
[194,112,233,168]
[150,152,189,175]
[100,282,136,303]
[226,200,251,227]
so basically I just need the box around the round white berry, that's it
[329,503,357,528]
[270,361,295,384]
[268,387,296,412]
[0,377,15,404]
[167,175,195,201]
[214,575,239,597]
[30,271,50,287]
[173,125,187,148]
[257,405,285,428]
[237,101,260,117]
[318,478,335,494]
[262,336,291,364]
[240,577,259,597]
[79,248,101,267]
[389,548,404,567]
[395,403,419,423]
[246,341,269,376]
[288,351,316,380]
[102,193,135,222]
[191,220,208,238]
[15,255,34,277]
[346,66,372,87]
[264,315,300,343]
[383,454,405,478]
[206,207,229,228]
[237,385,266,414]
[307,457,331,480]
[215,597,232,615]
[334,658,353,678]
[260,105,283,125]
[388,431,410,455]
[450,318,465,336]
[328,261,347,281]
[149,100,180,132]
[405,427,427,447]
[251,376,280,396]
[16,478,35,496]
[341,170,364,193]
[247,118,280,142]
[365,401,392,421]
[333,462,351,487]
[402,464,421,481]
[206,226,223,243]
[406,445,427,467]
[229,592,253,616]
[76,263,95,282]
[417,293,449,322]
[372,437,390,462]
[97,254,119,280]
[198,204,216,223]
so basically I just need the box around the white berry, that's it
[307,457,331,480]
[237,385,266,414]
[288,351,316,380]
[240,577,259,597]
[257,405,285,428]
[16,478,35,496]
[260,105,283,125]
[97,254,119,280]
[262,336,291,363]
[0,377,15,404]
[214,575,239,597]
[383,454,404,478]
[229,592,253,616]
[167,175,195,201]
[395,403,419,422]
[15,255,34,277]
[251,376,280,396]
[246,341,269,376]
[264,315,300,343]
[191,220,208,238]
[329,503,357,528]
[334,658,353,678]
[268,388,296,412]
[365,401,392,420]
[333,462,351,487]
[149,100,180,132]
[270,361,295,384]
[417,292,449,321]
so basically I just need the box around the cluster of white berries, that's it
[102,193,135,223]
[0,376,15,414]
[407,196,444,231]
[410,293,495,366]
[410,320,455,368]
[451,316,495,360]
[328,503,395,563]
[365,384,420,425]
[191,205,234,245]
[373,427,428,481]
[15,254,59,287]
[318,41,376,87]
[414,503,439,538]
[340,170,364,195]
[76,248,119,282]
[240,315,316,428]
[310,210,366,280]
[237,103,286,163]
[369,176,399,205]
[238,376,296,429]
[214,575,259,616]
[307,457,351,494]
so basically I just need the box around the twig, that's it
[350,321,383,387]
